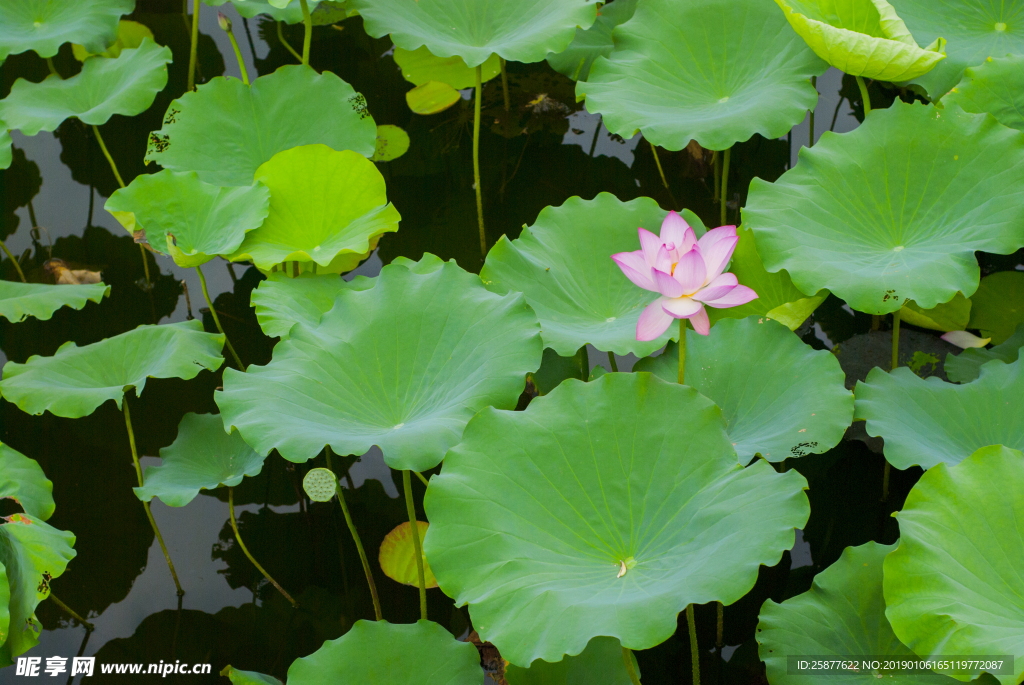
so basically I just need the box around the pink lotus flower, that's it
[612,211,757,340]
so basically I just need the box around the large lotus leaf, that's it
[0,39,171,136]
[633,317,853,463]
[945,323,1024,383]
[0,281,109,323]
[349,0,597,68]
[0,442,54,521]
[943,56,1024,131]
[884,445,1024,685]
[546,0,638,82]
[217,259,542,472]
[286,619,483,684]
[745,101,1024,315]
[134,413,266,508]
[203,0,323,24]
[393,46,500,89]
[0,0,133,61]
[854,357,1024,470]
[505,637,637,685]
[967,270,1024,345]
[227,145,400,274]
[758,541,957,684]
[423,373,810,666]
[72,20,153,61]
[577,0,827,152]
[892,0,1024,99]
[145,66,377,187]
[0,321,225,419]
[0,513,76,667]
[481,193,680,358]
[774,0,944,81]
[105,170,270,268]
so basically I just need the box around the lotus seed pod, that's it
[302,467,337,502]
[217,12,232,31]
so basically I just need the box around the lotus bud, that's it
[217,12,232,32]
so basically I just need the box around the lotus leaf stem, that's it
[195,263,246,371]
[608,351,618,373]
[228,487,299,608]
[414,470,429,487]
[48,593,94,630]
[580,344,590,378]
[891,309,901,371]
[686,603,700,685]
[589,115,602,157]
[855,76,871,115]
[299,0,312,66]
[678,319,686,385]
[881,461,891,502]
[329,460,382,620]
[500,58,510,111]
[719,147,731,227]
[403,470,428,620]
[277,22,302,62]
[45,58,58,76]
[621,647,642,685]
[474,65,486,259]
[809,76,816,147]
[712,150,720,205]
[650,141,670,190]
[187,0,199,91]
[123,396,184,596]
[223,25,249,85]
[93,125,152,286]
[0,238,27,282]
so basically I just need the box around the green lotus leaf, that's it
[379,521,437,588]
[745,101,1024,315]
[0,128,10,170]
[633,317,853,463]
[893,0,1024,99]
[966,270,1024,345]
[854,357,1024,470]
[0,513,76,667]
[899,292,970,332]
[72,19,154,60]
[104,169,270,268]
[942,56,1024,131]
[0,565,7,666]
[884,445,1024,685]
[945,322,1024,383]
[0,0,133,61]
[577,0,826,151]
[0,39,172,136]
[202,0,323,24]
[405,81,461,115]
[424,372,809,666]
[0,320,225,419]
[227,145,400,274]
[546,0,637,82]
[0,281,109,323]
[758,541,957,684]
[217,259,543,471]
[481,193,682,358]
[371,124,410,162]
[221,666,284,685]
[393,46,500,89]
[505,637,638,685]
[0,442,54,521]
[286,619,483,684]
[145,65,377,187]
[774,0,944,81]
[134,413,266,508]
[349,0,597,68]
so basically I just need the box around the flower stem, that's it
[678,319,686,385]
[124,396,184,596]
[226,28,249,85]
[720,147,731,226]
[855,76,871,115]
[229,487,298,607]
[327,450,383,620]
[187,0,200,90]
[607,351,618,373]
[474,64,486,259]
[0,238,27,282]
[195,263,245,371]
[277,22,302,62]
[299,0,312,66]
[891,309,901,371]
[686,603,701,685]
[621,647,642,685]
[403,470,428,620]
[650,141,669,189]
[500,58,510,111]
[809,76,816,147]
[48,593,94,630]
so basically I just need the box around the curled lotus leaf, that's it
[286,619,483,685]
[104,169,270,268]
[884,445,1024,685]
[481,193,682,358]
[0,39,172,135]
[145,65,377,187]
[757,541,958,684]
[227,145,401,275]
[379,521,437,588]
[202,0,323,24]
[424,373,810,666]
[393,46,500,89]
[854,357,1024,470]
[899,292,970,333]
[134,413,267,508]
[0,0,133,61]
[773,0,944,81]
[0,320,225,419]
[349,0,597,68]
[301,468,337,503]
[547,0,638,82]
[0,442,54,521]
[216,259,543,472]
[942,55,1024,131]
[945,322,1024,384]
[505,637,638,685]
[72,19,154,60]
[0,281,109,323]
[744,101,1024,315]
[578,0,827,151]
[966,270,1024,345]
[633,317,853,463]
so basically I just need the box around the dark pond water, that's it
[2,3,1018,683]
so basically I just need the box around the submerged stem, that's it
[277,22,302,62]
[473,65,486,259]
[403,470,428,620]
[299,0,312,66]
[187,0,200,90]
[0,238,27,282]
[48,593,94,630]
[809,76,816,147]
[607,351,618,373]
[649,141,669,189]
[720,147,731,226]
[500,58,510,111]
[621,647,642,685]
[686,603,701,685]
[124,397,184,596]
[678,319,686,385]
[229,488,299,607]
[855,76,872,115]
[196,263,245,371]
[327,450,382,620]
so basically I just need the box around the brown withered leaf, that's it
[43,258,102,285]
